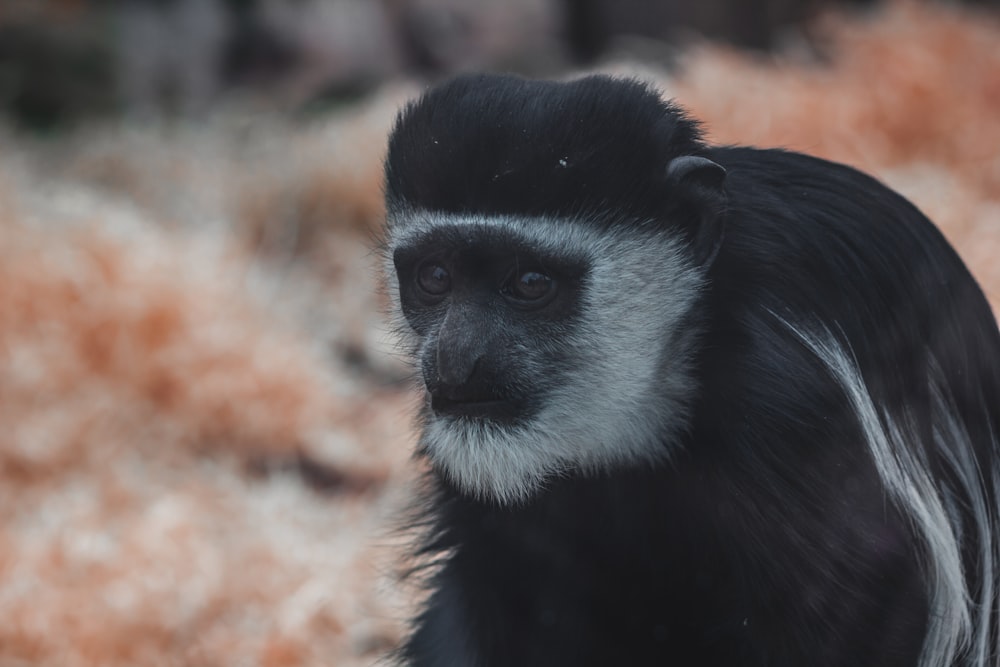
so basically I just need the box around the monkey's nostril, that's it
[429,391,519,421]
[430,374,499,405]
[427,364,516,420]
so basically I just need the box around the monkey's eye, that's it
[416,261,451,297]
[505,270,555,304]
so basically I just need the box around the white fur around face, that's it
[386,211,704,504]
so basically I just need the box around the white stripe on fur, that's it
[777,316,999,667]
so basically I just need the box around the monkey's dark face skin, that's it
[382,74,1000,666]
[393,224,587,424]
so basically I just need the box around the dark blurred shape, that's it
[222,4,299,88]
[115,0,230,118]
[563,0,880,58]
[0,0,997,125]
[0,15,115,129]
[389,0,564,76]
[245,451,386,497]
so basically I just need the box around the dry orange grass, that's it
[0,225,320,471]
[0,2,997,666]
[0,183,412,666]
[678,1,1000,190]
[673,0,1000,306]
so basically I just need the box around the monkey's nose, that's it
[436,349,481,389]
[427,352,514,419]
[433,301,491,388]
[432,358,500,406]
[428,373,517,420]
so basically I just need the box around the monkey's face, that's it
[386,212,704,504]
[381,73,726,503]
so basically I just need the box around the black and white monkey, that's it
[381,73,1000,666]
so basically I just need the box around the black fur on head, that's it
[385,73,708,225]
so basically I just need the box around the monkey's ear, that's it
[666,155,727,267]
[666,156,727,191]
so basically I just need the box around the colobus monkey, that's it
[382,73,1000,666]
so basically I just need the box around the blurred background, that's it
[0,1,998,665]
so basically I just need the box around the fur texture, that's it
[384,73,1000,666]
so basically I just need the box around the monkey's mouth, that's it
[429,394,521,421]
